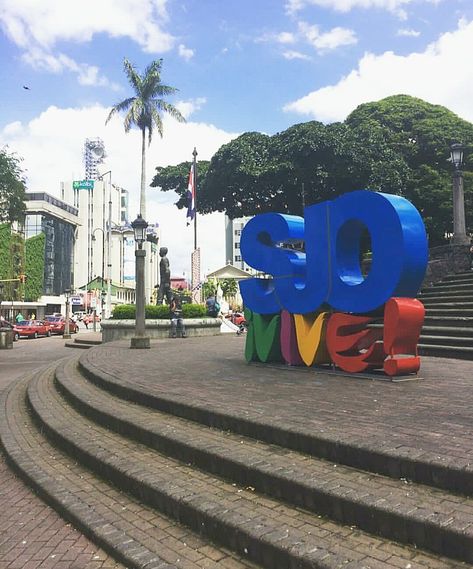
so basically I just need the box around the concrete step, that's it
[420,335,473,347]
[440,272,473,283]
[423,316,473,327]
[421,302,473,309]
[65,341,92,349]
[0,373,254,569]
[423,283,473,293]
[418,344,473,360]
[24,364,460,569]
[421,325,473,337]
[418,293,470,301]
[426,308,473,317]
[26,361,471,567]
[52,357,473,563]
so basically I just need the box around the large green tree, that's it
[106,58,185,219]
[346,95,473,244]
[0,146,26,223]
[152,95,473,245]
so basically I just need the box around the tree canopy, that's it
[151,95,473,246]
[0,146,26,223]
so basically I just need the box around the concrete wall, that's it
[101,318,222,343]
[423,244,471,287]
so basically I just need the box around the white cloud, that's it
[284,18,473,124]
[397,28,421,37]
[21,47,119,89]
[277,31,297,44]
[0,0,174,52]
[0,0,175,86]
[286,0,441,19]
[298,22,358,52]
[175,98,207,119]
[178,44,195,61]
[1,102,239,276]
[283,50,311,60]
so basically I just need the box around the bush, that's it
[111,303,207,319]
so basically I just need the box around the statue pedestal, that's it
[130,336,150,349]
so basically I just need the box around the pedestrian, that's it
[83,315,89,329]
[15,312,24,323]
[170,287,186,338]
[206,295,220,317]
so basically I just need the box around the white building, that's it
[61,179,160,312]
[225,215,256,274]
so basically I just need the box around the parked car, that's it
[44,316,78,334]
[15,319,51,339]
[83,313,101,325]
[0,320,20,341]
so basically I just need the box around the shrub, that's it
[111,303,207,319]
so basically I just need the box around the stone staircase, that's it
[418,270,473,360]
[1,348,473,568]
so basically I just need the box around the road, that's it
[0,333,77,391]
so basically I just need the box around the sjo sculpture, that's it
[239,190,428,377]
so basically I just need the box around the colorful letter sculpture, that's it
[239,190,428,377]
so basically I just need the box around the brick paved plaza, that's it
[2,334,473,568]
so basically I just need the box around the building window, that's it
[234,242,240,249]
[235,255,242,262]
[234,229,241,236]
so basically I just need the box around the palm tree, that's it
[106,58,185,219]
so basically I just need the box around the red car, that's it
[44,316,78,335]
[15,319,51,339]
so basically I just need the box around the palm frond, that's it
[150,108,164,142]
[123,58,142,94]
[157,101,186,123]
[152,84,179,97]
[105,97,136,124]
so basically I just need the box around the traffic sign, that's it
[73,180,94,190]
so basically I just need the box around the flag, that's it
[186,163,195,226]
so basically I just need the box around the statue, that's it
[157,247,173,304]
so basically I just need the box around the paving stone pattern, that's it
[3,334,473,568]
[0,449,123,569]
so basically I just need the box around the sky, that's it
[1,0,473,279]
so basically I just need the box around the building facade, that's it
[225,216,256,274]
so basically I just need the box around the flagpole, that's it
[192,147,198,250]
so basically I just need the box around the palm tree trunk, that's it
[140,128,146,219]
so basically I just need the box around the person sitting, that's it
[206,295,220,317]
[170,288,186,338]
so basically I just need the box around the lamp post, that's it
[63,288,71,339]
[130,214,150,349]
[450,143,470,245]
[98,171,112,318]
[92,227,105,328]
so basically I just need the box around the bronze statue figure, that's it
[157,247,173,304]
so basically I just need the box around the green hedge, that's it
[25,233,45,301]
[112,303,207,320]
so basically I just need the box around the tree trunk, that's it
[140,128,146,219]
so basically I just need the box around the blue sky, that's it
[1,0,473,275]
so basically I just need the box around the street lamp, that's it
[130,214,150,349]
[98,170,112,318]
[92,227,105,327]
[63,288,71,339]
[450,142,470,245]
